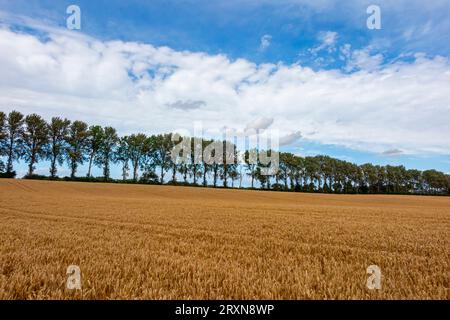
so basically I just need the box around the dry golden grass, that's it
[0,179,449,299]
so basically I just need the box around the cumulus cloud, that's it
[341,44,384,72]
[245,117,274,132]
[0,21,449,156]
[279,131,302,146]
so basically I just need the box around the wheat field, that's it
[0,179,448,299]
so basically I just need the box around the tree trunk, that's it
[133,161,138,181]
[172,163,177,184]
[223,165,228,188]
[213,166,218,187]
[193,164,197,185]
[239,166,243,188]
[50,154,57,178]
[122,162,127,181]
[103,159,110,181]
[71,161,76,178]
[87,155,93,178]
[284,172,288,190]
[6,137,14,173]
[28,157,35,176]
[203,168,207,186]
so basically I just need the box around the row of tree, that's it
[1,110,449,195]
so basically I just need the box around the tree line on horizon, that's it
[0,110,449,195]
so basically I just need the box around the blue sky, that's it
[2,0,450,63]
[0,0,449,178]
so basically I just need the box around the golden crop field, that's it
[0,179,449,300]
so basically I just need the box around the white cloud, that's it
[341,45,384,72]
[279,131,302,146]
[309,31,338,55]
[0,22,449,156]
[245,117,274,131]
[260,34,272,51]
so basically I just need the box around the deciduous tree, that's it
[66,120,89,178]
[21,114,49,176]
[5,111,24,174]
[86,125,104,178]
[95,126,118,180]
[47,117,71,178]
